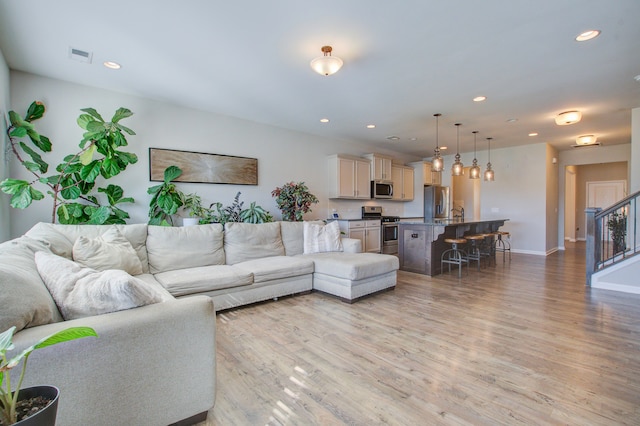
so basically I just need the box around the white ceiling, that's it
[1,0,639,159]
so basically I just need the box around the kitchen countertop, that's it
[400,218,509,225]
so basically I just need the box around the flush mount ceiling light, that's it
[575,30,601,42]
[451,123,464,176]
[484,137,495,182]
[555,110,582,125]
[473,96,487,102]
[576,134,597,145]
[103,61,121,69]
[431,113,444,172]
[469,131,480,179]
[320,118,330,123]
[310,46,343,76]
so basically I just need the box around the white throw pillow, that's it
[303,221,343,254]
[35,251,168,320]
[73,228,143,275]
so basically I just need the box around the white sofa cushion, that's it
[280,220,324,256]
[224,222,284,264]
[302,252,399,281]
[233,256,314,283]
[25,222,150,273]
[73,227,144,275]
[303,221,343,254]
[0,236,63,332]
[146,224,225,273]
[154,265,253,296]
[35,251,169,320]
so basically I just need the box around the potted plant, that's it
[0,326,97,425]
[147,166,188,226]
[607,210,627,254]
[271,182,319,221]
[0,101,137,225]
[202,192,273,225]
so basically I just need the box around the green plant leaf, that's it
[98,184,123,205]
[147,183,163,195]
[101,157,122,178]
[86,120,106,133]
[111,131,126,147]
[79,107,104,122]
[77,113,94,130]
[89,206,111,224]
[116,151,138,166]
[19,142,48,173]
[158,193,181,215]
[163,165,183,184]
[79,144,97,165]
[111,107,133,123]
[29,132,52,152]
[79,160,101,183]
[116,123,136,135]
[22,161,42,173]
[25,101,45,122]
[9,126,27,138]
[60,177,82,200]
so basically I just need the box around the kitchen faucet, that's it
[452,206,465,222]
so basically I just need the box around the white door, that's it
[586,180,627,209]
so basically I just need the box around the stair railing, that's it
[585,190,639,285]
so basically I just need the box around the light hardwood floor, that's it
[202,244,640,425]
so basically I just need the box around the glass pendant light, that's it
[484,137,495,181]
[469,131,481,179]
[431,113,444,172]
[451,123,464,176]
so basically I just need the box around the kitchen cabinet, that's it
[337,219,381,253]
[364,154,392,181]
[391,165,415,201]
[423,161,442,185]
[328,155,371,199]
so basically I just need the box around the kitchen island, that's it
[399,219,508,276]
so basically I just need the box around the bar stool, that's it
[441,238,468,278]
[464,235,485,270]
[479,233,496,266]
[494,231,511,262]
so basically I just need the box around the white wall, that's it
[8,71,417,238]
[0,49,10,242]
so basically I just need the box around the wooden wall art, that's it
[149,148,258,185]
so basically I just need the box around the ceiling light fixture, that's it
[473,96,487,102]
[103,61,121,69]
[555,110,582,125]
[387,136,400,141]
[366,124,376,129]
[575,30,601,42]
[452,123,464,176]
[576,134,597,145]
[528,132,539,137]
[431,113,444,172]
[469,131,480,179]
[484,137,494,182]
[310,46,343,76]
[320,118,330,123]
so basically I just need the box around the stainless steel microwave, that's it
[371,180,393,199]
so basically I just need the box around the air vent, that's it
[68,47,93,64]
[571,142,601,148]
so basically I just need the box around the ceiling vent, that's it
[68,47,93,64]
[571,142,601,148]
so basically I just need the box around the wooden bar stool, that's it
[441,238,468,277]
[464,235,485,270]
[494,231,511,262]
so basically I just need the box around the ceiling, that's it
[1,0,639,159]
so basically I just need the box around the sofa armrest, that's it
[341,237,362,253]
[12,296,216,426]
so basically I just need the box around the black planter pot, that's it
[12,386,59,426]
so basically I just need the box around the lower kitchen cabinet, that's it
[337,219,381,253]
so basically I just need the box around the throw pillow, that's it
[73,228,144,275]
[303,221,343,254]
[35,251,168,320]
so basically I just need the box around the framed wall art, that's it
[149,148,258,185]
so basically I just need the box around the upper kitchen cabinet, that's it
[423,161,442,185]
[364,153,393,181]
[328,154,371,199]
[391,164,415,201]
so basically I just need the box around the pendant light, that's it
[432,113,444,172]
[484,137,495,181]
[469,131,480,179]
[451,123,464,176]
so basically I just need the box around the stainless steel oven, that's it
[381,216,400,255]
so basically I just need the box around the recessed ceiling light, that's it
[575,30,601,42]
[506,118,518,123]
[634,74,640,82]
[386,136,400,141]
[440,146,448,150]
[473,96,487,102]
[528,132,538,137]
[320,118,330,123]
[366,124,376,129]
[103,61,121,69]
[409,137,417,141]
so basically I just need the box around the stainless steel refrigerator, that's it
[424,185,450,219]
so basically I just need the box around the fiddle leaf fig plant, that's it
[147,165,186,226]
[0,101,138,225]
[0,326,98,425]
[271,181,318,221]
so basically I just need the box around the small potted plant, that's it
[271,182,319,221]
[0,326,97,425]
[607,210,627,254]
[147,165,187,226]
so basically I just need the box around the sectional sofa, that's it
[1,220,398,426]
